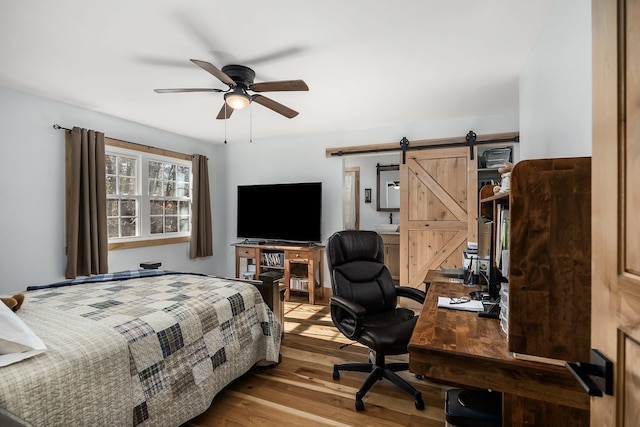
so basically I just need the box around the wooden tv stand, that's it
[233,242,325,305]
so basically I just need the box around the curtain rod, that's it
[52,124,195,160]
[54,123,149,147]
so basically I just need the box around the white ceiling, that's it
[0,0,556,144]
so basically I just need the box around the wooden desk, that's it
[408,277,589,427]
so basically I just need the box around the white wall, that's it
[0,86,220,294]
[519,0,592,159]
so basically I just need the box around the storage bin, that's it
[484,147,512,168]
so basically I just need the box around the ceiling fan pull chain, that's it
[250,103,253,143]
[224,103,228,144]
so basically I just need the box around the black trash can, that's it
[445,389,502,427]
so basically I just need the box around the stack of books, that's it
[289,276,309,291]
[261,252,284,267]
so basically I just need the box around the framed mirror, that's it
[376,164,400,211]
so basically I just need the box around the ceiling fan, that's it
[154,59,309,119]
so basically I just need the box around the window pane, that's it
[163,164,176,181]
[177,166,190,182]
[106,200,118,216]
[148,179,162,196]
[164,182,175,197]
[105,155,116,175]
[106,176,116,195]
[120,218,136,237]
[165,200,177,215]
[165,216,177,233]
[150,200,164,215]
[148,161,162,179]
[121,199,136,217]
[118,177,136,195]
[107,218,119,238]
[179,201,190,215]
[179,217,190,232]
[177,182,190,197]
[150,217,163,234]
[119,157,137,176]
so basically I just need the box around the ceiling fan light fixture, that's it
[224,89,251,110]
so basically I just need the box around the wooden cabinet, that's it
[233,243,325,305]
[481,158,592,363]
[507,157,591,362]
[379,233,399,284]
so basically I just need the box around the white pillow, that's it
[0,302,47,367]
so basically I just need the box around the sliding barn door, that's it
[400,146,477,290]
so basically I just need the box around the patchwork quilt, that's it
[0,272,281,427]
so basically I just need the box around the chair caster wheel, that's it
[332,369,340,380]
[415,374,424,380]
[415,398,425,410]
[355,399,364,411]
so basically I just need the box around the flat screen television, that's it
[237,182,322,243]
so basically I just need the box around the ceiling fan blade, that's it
[252,95,299,118]
[216,103,234,120]
[249,80,309,92]
[154,88,225,93]
[190,59,236,87]
[242,46,305,66]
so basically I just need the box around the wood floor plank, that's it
[183,298,449,427]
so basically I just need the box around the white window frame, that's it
[105,139,192,250]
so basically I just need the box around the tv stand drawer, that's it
[285,249,309,262]
[237,247,257,258]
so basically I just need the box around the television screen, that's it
[237,182,322,243]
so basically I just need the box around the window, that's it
[105,140,192,249]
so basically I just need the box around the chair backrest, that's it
[326,230,397,314]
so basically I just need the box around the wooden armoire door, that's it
[591,0,640,425]
[399,146,477,291]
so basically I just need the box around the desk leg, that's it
[284,259,291,301]
[318,252,324,299]
[308,258,315,305]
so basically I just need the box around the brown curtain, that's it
[65,127,108,278]
[190,154,213,258]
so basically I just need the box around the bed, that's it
[0,270,282,426]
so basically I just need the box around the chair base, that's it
[333,353,424,411]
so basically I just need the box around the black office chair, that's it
[326,230,426,411]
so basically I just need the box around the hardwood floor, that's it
[184,296,450,427]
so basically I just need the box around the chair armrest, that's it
[330,295,366,317]
[395,286,426,304]
[330,295,366,340]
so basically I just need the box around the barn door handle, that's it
[565,349,613,397]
